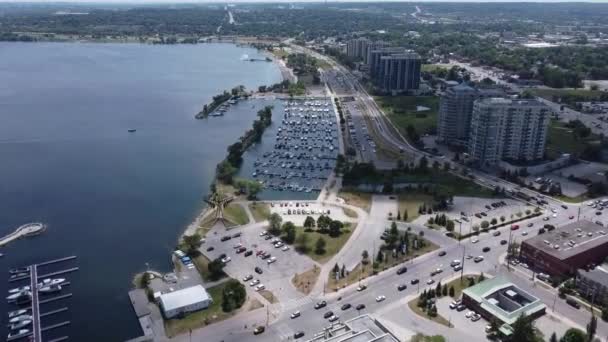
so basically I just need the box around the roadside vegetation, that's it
[292,265,321,295]
[338,191,372,212]
[328,225,438,290]
[546,119,603,160]
[223,203,249,227]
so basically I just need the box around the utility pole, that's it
[458,221,462,244]
[460,245,466,281]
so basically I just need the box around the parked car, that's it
[221,257,231,263]
[206,246,214,252]
[474,256,485,263]
[449,300,461,309]
[243,274,253,282]
[341,303,351,310]
[244,250,253,257]
[493,231,501,237]
[566,297,580,309]
[323,311,334,319]
[500,240,508,245]
[356,304,366,310]
[314,301,327,309]
[253,326,265,335]
[356,284,367,292]
[482,247,491,252]
[294,331,305,339]
[465,311,475,318]
[511,225,519,231]
[291,311,301,319]
[328,315,339,322]
[471,314,481,321]
[220,235,232,242]
[438,251,447,257]
[232,232,242,238]
[255,284,265,291]
[255,266,263,274]
[456,304,466,311]
[376,295,386,302]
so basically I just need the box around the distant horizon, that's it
[1,0,607,4]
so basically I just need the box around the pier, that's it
[0,222,45,247]
[6,256,77,342]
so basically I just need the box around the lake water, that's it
[0,42,281,341]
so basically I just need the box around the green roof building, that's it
[461,276,546,336]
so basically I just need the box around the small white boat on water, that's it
[38,285,61,294]
[8,309,27,318]
[7,329,29,338]
[8,319,31,331]
[6,290,29,302]
[9,315,31,324]
[37,278,65,288]
[8,286,30,294]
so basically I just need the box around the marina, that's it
[5,256,78,342]
[247,97,339,195]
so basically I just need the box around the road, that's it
[31,265,41,342]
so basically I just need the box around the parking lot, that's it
[436,297,488,340]
[202,223,316,303]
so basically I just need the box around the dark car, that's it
[481,212,487,217]
[456,304,466,311]
[396,266,408,275]
[314,301,327,309]
[253,326,265,335]
[411,279,420,285]
[220,235,232,242]
[236,247,246,253]
[356,304,366,310]
[500,240,508,245]
[493,231,501,237]
[244,250,253,257]
[438,251,447,257]
[219,253,227,259]
[232,232,242,238]
[261,254,271,260]
[206,246,215,252]
[566,298,580,309]
[264,235,273,240]
[341,303,351,311]
[294,331,305,339]
[323,311,334,319]
[398,284,407,291]
[255,266,263,274]
[482,247,491,252]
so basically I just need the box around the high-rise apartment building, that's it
[468,98,550,166]
[376,53,421,93]
[346,38,389,64]
[437,83,479,147]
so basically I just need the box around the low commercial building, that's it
[577,267,608,307]
[462,276,546,337]
[520,220,608,278]
[159,285,213,319]
[305,315,400,342]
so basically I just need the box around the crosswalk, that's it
[280,296,315,312]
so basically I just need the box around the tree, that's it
[303,216,316,229]
[510,314,541,342]
[550,333,558,342]
[315,237,326,255]
[500,216,506,222]
[449,286,455,297]
[341,264,346,278]
[446,220,455,232]
[182,233,202,255]
[481,221,490,229]
[376,250,384,263]
[559,328,586,342]
[282,221,296,244]
[442,284,448,296]
[329,219,343,237]
[296,232,309,253]
[268,213,283,236]
[490,218,497,225]
[472,224,480,233]
[479,272,486,282]
[208,258,226,281]
[403,210,408,221]
[396,211,401,221]
[586,315,597,342]
[362,250,369,264]
[602,306,608,322]
[222,279,246,313]
[317,215,332,231]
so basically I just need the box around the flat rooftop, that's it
[463,276,545,325]
[522,220,608,260]
[306,315,400,342]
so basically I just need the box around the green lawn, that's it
[546,119,601,159]
[295,224,353,264]
[375,95,439,138]
[193,255,224,282]
[164,281,236,337]
[407,299,452,327]
[422,64,449,73]
[342,207,359,219]
[398,193,434,222]
[223,203,249,226]
[411,334,447,342]
[248,202,271,222]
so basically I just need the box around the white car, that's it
[426,279,435,285]
[552,213,557,218]
[281,246,290,251]
[267,256,277,264]
[255,284,266,291]
[274,242,284,248]
[291,311,301,319]
[522,231,528,236]
[259,231,268,236]
[243,274,253,282]
[328,315,339,322]
[471,238,479,244]
[221,257,231,263]
[249,279,260,286]
[465,311,475,318]
[375,295,386,302]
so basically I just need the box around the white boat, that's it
[7,329,29,338]
[9,319,32,331]
[9,315,31,324]
[8,286,30,294]
[39,285,62,294]
[6,290,29,302]
[8,309,27,318]
[37,278,65,288]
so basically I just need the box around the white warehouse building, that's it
[159,285,213,319]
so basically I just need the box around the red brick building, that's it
[519,220,608,278]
